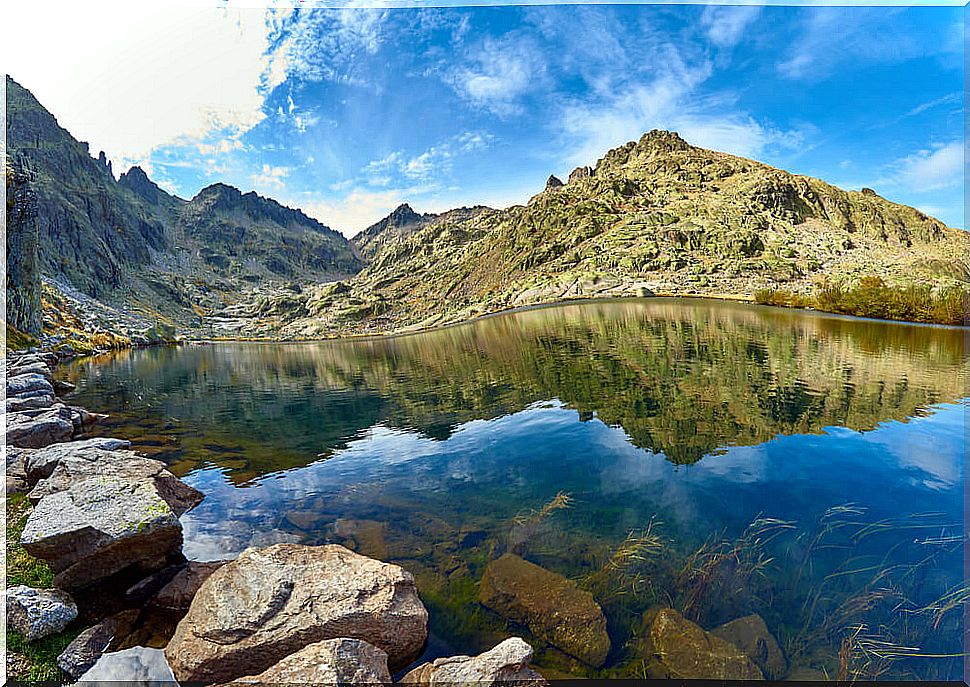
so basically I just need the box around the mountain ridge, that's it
[225,129,969,337]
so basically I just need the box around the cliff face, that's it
[4,76,364,331]
[5,156,42,335]
[232,130,969,338]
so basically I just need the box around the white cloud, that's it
[361,132,493,185]
[701,6,762,48]
[894,142,962,192]
[448,36,543,116]
[301,188,411,235]
[2,3,277,173]
[251,164,290,191]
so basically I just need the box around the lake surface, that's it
[66,299,966,681]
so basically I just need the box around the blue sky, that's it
[4,3,964,234]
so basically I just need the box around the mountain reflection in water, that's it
[67,299,966,681]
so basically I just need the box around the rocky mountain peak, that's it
[119,166,170,205]
[545,175,564,190]
[387,203,423,226]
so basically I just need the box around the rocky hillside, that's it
[5,76,362,334]
[229,130,970,338]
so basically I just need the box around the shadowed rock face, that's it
[479,553,610,667]
[165,543,429,683]
[5,76,363,329]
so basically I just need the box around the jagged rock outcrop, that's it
[5,76,363,331]
[165,543,429,683]
[5,155,43,335]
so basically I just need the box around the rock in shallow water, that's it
[712,613,787,679]
[641,608,763,680]
[150,560,226,611]
[401,637,548,686]
[21,477,185,591]
[479,553,610,667]
[226,638,392,685]
[165,543,428,683]
[4,584,78,640]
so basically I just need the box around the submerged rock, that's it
[712,613,787,679]
[402,637,548,686]
[4,585,78,640]
[57,609,141,678]
[165,543,428,683]
[21,477,185,590]
[479,553,610,668]
[76,646,176,685]
[227,638,392,685]
[641,608,763,680]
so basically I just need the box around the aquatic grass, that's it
[507,491,572,555]
[676,515,795,624]
[582,517,667,601]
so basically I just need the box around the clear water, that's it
[65,299,966,680]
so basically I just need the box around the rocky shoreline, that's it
[4,348,554,684]
[5,347,802,683]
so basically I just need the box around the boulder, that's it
[53,379,76,393]
[641,608,763,680]
[4,585,78,640]
[6,393,56,413]
[7,372,54,396]
[6,409,74,448]
[27,447,203,514]
[165,544,428,683]
[21,477,185,590]
[228,638,392,685]
[402,637,547,686]
[479,553,610,667]
[150,561,226,611]
[712,614,787,679]
[56,609,140,678]
[8,361,52,380]
[76,646,175,684]
[22,437,133,483]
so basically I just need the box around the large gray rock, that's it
[165,544,429,683]
[479,553,610,667]
[6,393,56,413]
[7,372,53,396]
[20,477,185,590]
[26,447,203,515]
[8,361,52,380]
[712,614,787,679]
[640,608,763,680]
[22,437,132,483]
[76,647,175,685]
[57,609,140,678]
[6,408,74,448]
[402,637,547,686]
[229,638,392,685]
[4,585,78,640]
